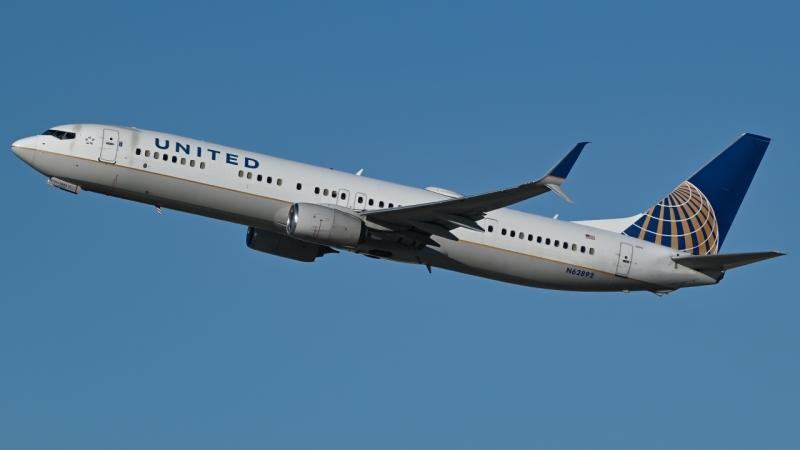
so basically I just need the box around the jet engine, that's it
[246,227,336,262]
[286,203,366,248]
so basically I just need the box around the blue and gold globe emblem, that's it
[623,181,719,255]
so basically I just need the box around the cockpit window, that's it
[42,130,75,140]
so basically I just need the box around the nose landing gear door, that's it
[100,129,119,163]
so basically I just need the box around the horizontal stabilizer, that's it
[672,251,784,271]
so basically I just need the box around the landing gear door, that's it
[616,242,633,277]
[100,129,119,163]
[482,218,498,246]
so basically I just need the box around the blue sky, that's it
[1,1,798,448]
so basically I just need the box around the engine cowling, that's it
[286,203,366,248]
[246,227,336,262]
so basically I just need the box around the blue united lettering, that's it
[176,142,190,154]
[152,137,259,167]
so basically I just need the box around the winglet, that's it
[546,142,589,179]
[545,184,574,203]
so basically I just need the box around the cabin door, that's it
[100,129,119,163]
[616,243,633,277]
[482,218,498,246]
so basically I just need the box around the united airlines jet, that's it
[11,125,784,295]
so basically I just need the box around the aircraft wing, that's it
[360,142,588,242]
[672,251,785,271]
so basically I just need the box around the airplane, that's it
[10,125,784,295]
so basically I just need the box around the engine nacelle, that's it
[246,227,336,262]
[286,203,366,248]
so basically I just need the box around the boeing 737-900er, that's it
[11,125,784,295]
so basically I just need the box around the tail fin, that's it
[621,133,771,255]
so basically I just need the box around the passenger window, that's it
[172,156,177,163]
[528,235,533,241]
[163,154,168,161]
[554,240,559,247]
[519,232,525,240]
[589,248,595,255]
[267,177,272,184]
[546,238,551,245]
[190,160,195,167]
[323,189,329,196]
[238,170,244,177]
[247,172,252,179]
[154,152,160,159]
[488,225,494,232]
[563,242,568,249]
[357,196,363,204]
[277,179,282,186]
[581,246,586,253]
[388,203,393,208]
[314,187,320,194]
[200,162,206,169]
[257,174,262,181]
[368,199,374,206]
[502,229,507,235]
[296,183,302,190]
[572,244,577,251]
[510,231,515,237]
[136,148,141,155]
[145,150,151,157]
[379,201,384,208]
[332,190,337,197]
[181,158,186,165]
[537,236,542,243]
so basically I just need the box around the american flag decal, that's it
[156,206,162,215]
[585,234,595,240]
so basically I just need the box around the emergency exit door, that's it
[336,189,350,208]
[482,218,498,246]
[100,129,119,162]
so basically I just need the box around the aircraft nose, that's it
[11,136,37,165]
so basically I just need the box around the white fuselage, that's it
[11,124,720,293]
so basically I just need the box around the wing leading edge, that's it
[361,142,588,241]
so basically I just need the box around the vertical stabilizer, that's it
[620,133,770,255]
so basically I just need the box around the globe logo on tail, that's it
[623,181,719,255]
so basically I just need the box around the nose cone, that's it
[11,136,37,165]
